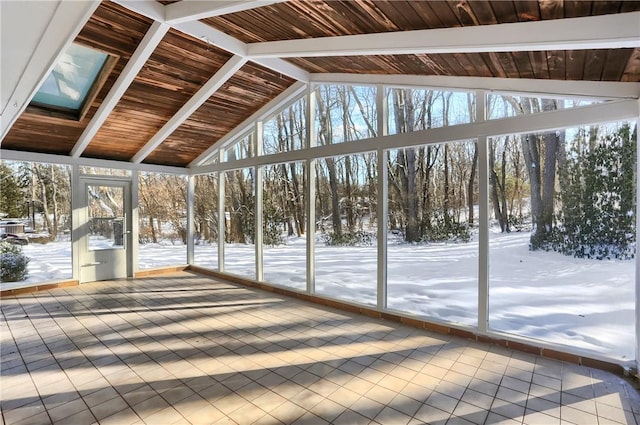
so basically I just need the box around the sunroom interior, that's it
[1,1,640,423]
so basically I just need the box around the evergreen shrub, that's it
[551,125,636,260]
[1,241,30,282]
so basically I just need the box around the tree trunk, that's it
[489,140,510,232]
[34,165,55,240]
[393,89,420,242]
[468,142,478,225]
[51,165,59,240]
[443,144,451,229]
[325,158,342,236]
[522,134,544,245]
[344,156,355,231]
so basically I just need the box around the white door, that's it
[79,178,131,283]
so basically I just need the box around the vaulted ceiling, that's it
[1,0,639,169]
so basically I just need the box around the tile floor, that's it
[1,272,639,425]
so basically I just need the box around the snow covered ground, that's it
[7,231,635,361]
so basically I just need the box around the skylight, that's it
[31,43,109,113]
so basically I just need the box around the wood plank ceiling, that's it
[2,1,639,168]
[204,0,640,81]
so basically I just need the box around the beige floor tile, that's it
[142,406,186,425]
[489,415,520,425]
[2,402,47,425]
[595,403,634,424]
[425,391,459,414]
[130,394,171,419]
[99,408,141,425]
[183,403,226,424]
[47,397,88,423]
[90,396,131,421]
[453,400,489,425]
[524,409,561,425]
[560,405,599,425]
[414,403,451,424]
[291,411,330,425]
[249,390,286,414]
[332,409,370,425]
[348,396,385,420]
[52,408,96,425]
[268,400,308,423]
[490,398,526,423]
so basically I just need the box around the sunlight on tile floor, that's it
[1,272,639,424]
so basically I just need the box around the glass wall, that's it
[223,167,256,278]
[387,87,474,134]
[193,173,219,270]
[486,93,606,120]
[315,153,378,305]
[138,172,187,269]
[488,121,636,361]
[263,97,306,154]
[386,140,479,326]
[224,133,253,162]
[1,161,72,286]
[7,82,635,363]
[262,162,306,290]
[315,85,378,144]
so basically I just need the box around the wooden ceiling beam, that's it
[165,0,286,25]
[131,55,248,164]
[71,21,170,158]
[246,12,640,58]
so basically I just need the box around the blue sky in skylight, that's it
[32,43,108,111]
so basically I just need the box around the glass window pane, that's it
[80,166,131,177]
[224,134,253,162]
[263,97,306,155]
[262,162,306,290]
[223,168,255,278]
[2,162,73,285]
[488,121,636,360]
[387,88,475,135]
[87,185,124,251]
[194,174,219,270]
[32,43,108,111]
[315,153,378,305]
[386,141,479,326]
[486,93,607,120]
[314,85,377,145]
[138,173,187,269]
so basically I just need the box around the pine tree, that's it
[0,163,25,218]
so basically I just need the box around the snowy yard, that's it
[9,231,635,361]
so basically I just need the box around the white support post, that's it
[306,84,316,294]
[186,175,195,265]
[376,85,388,310]
[636,113,640,376]
[131,170,139,275]
[254,129,264,282]
[477,89,489,333]
[218,155,225,272]
[71,164,81,281]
